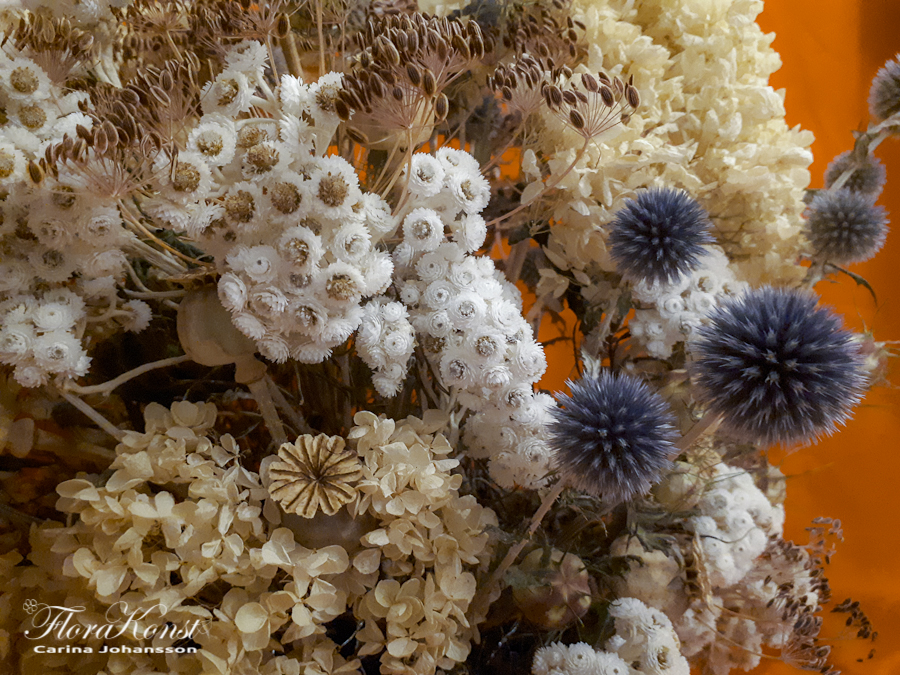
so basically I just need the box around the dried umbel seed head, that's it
[269,181,302,214]
[268,434,363,518]
[511,549,592,630]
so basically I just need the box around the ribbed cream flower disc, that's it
[268,434,363,518]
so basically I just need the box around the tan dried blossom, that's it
[268,435,363,518]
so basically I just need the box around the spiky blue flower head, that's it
[824,151,887,196]
[608,187,714,285]
[805,188,889,265]
[869,52,900,121]
[548,371,677,503]
[692,287,867,447]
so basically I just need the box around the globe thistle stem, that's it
[673,411,723,453]
[472,478,568,620]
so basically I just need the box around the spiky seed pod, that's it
[823,150,887,196]
[805,188,889,264]
[868,52,900,121]
[608,187,714,285]
[692,287,867,447]
[548,371,677,503]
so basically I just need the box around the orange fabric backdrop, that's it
[755,3,900,673]
[534,2,900,672]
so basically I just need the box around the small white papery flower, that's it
[406,153,445,198]
[416,251,449,283]
[224,40,269,78]
[121,300,152,332]
[13,365,47,388]
[259,334,291,364]
[0,323,33,362]
[440,348,476,388]
[232,312,267,340]
[403,208,444,251]
[422,280,454,310]
[32,302,75,332]
[449,291,486,328]
[399,283,420,305]
[436,146,480,173]
[32,330,84,372]
[250,287,289,318]
[331,222,371,262]
[201,70,253,117]
[452,213,488,252]
[380,302,407,324]
[187,114,237,166]
[359,252,393,296]
[2,57,52,101]
[279,74,309,116]
[227,245,280,283]
[81,249,127,278]
[447,170,491,215]
[383,329,414,359]
[218,273,248,313]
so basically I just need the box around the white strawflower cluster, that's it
[0,289,90,387]
[531,598,689,675]
[462,388,557,489]
[392,149,554,490]
[0,50,157,387]
[138,50,395,366]
[628,247,747,358]
[356,299,416,396]
[687,464,785,588]
[606,598,690,675]
[532,641,630,675]
[613,463,794,674]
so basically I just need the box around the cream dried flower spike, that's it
[268,434,363,517]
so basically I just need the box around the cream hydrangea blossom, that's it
[348,410,497,675]
[531,0,814,350]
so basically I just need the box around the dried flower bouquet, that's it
[0,1,893,674]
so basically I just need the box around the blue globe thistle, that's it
[608,187,714,285]
[548,371,677,503]
[692,287,867,447]
[805,188,889,264]
[869,52,900,121]
[823,151,887,197]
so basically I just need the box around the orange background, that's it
[756,3,900,673]
[532,2,900,672]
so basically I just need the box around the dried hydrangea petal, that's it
[268,434,363,517]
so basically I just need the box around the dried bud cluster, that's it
[543,70,640,138]
[337,14,486,146]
